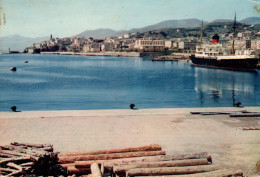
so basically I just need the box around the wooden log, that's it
[230,113,260,117]
[60,144,162,157]
[19,148,50,157]
[0,153,15,158]
[67,165,90,175]
[102,152,210,172]
[0,150,31,157]
[6,169,23,177]
[75,160,107,168]
[170,169,243,177]
[11,142,52,148]
[0,150,40,161]
[0,157,31,165]
[59,151,166,164]
[0,167,16,173]
[60,163,76,169]
[20,162,34,167]
[91,163,102,177]
[0,145,27,151]
[7,162,24,171]
[243,127,260,130]
[113,158,209,173]
[40,146,54,152]
[190,110,247,115]
[126,165,218,176]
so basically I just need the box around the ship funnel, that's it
[212,34,219,44]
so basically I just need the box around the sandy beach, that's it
[0,107,260,176]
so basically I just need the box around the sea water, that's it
[0,54,259,111]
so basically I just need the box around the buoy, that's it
[10,67,17,71]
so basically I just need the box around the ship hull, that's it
[190,55,260,70]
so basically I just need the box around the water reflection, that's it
[194,67,258,107]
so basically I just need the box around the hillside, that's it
[75,28,120,38]
[0,35,48,52]
[240,17,260,25]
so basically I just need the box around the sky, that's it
[0,0,259,38]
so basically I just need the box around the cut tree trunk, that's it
[91,163,102,177]
[0,167,17,173]
[126,165,218,176]
[11,142,52,148]
[75,160,107,168]
[59,151,166,164]
[113,158,209,173]
[67,166,90,175]
[0,157,31,165]
[59,163,75,169]
[59,144,162,157]
[7,162,24,171]
[102,152,210,172]
[169,169,243,177]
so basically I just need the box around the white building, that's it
[134,39,165,52]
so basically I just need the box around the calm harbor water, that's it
[0,54,259,111]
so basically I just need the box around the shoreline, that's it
[0,107,259,175]
[1,106,259,119]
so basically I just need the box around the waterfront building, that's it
[101,43,115,51]
[178,40,198,50]
[165,40,174,49]
[83,43,101,52]
[134,39,165,52]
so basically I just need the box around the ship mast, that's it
[231,13,238,54]
[200,20,203,47]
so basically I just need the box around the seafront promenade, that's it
[0,107,259,175]
[40,51,141,57]
[40,51,172,57]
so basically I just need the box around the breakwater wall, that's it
[40,51,141,57]
[152,53,191,61]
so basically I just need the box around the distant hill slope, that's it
[129,18,204,33]
[0,35,48,52]
[211,19,233,23]
[240,17,260,25]
[75,18,205,38]
[75,28,119,38]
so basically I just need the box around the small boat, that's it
[10,67,17,71]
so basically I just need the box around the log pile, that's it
[0,142,64,176]
[58,144,243,176]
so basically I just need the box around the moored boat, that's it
[190,15,260,71]
[190,45,260,70]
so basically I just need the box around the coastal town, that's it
[20,21,260,58]
[1,0,260,175]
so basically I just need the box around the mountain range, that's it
[1,17,260,51]
[0,35,48,52]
